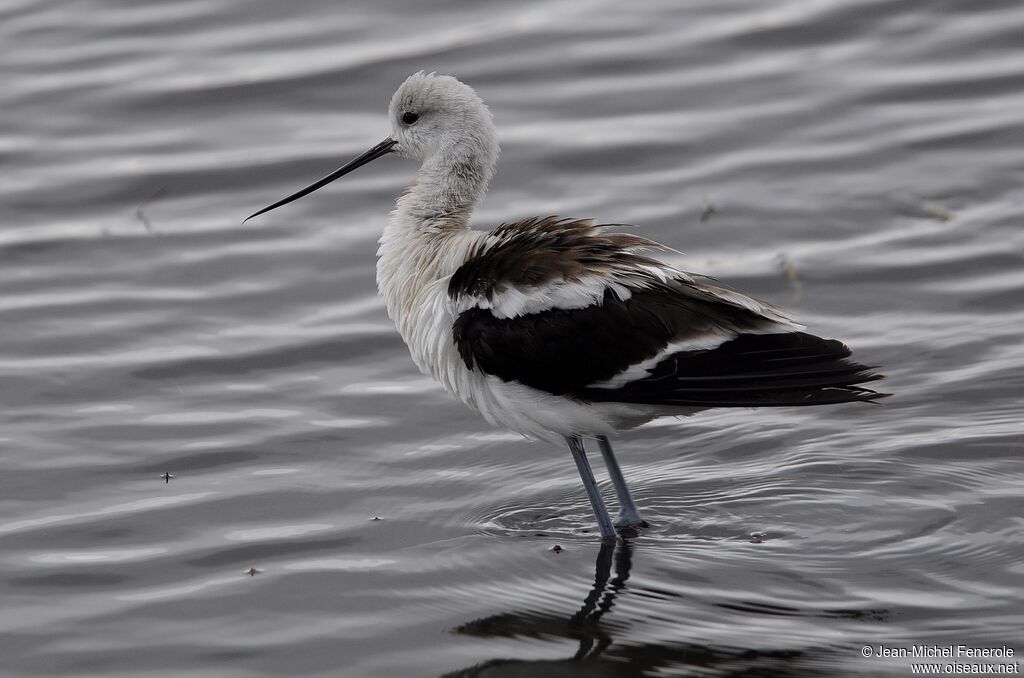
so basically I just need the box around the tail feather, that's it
[577,332,889,408]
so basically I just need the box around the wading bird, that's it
[246,72,885,541]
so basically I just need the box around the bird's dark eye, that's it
[402,112,419,125]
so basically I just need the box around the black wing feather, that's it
[578,332,886,407]
[453,294,886,406]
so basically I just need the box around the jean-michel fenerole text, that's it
[871,645,1015,659]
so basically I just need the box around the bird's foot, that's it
[613,514,649,537]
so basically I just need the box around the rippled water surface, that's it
[3,1,1023,676]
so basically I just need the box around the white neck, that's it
[376,141,498,343]
[390,141,498,231]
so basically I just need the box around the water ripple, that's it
[2,0,1023,675]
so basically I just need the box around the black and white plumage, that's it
[247,72,887,541]
[449,218,880,408]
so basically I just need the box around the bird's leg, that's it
[596,436,647,531]
[565,436,616,541]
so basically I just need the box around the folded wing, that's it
[448,217,885,406]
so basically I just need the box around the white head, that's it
[245,72,499,222]
[388,72,499,165]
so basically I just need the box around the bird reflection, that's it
[442,541,827,677]
[443,540,634,677]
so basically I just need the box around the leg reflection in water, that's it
[568,540,631,662]
[443,541,633,677]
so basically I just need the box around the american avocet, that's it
[246,72,886,541]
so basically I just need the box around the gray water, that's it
[2,1,1023,676]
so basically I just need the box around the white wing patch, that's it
[451,264,684,319]
[586,333,735,389]
[452,275,630,318]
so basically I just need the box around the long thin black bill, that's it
[244,137,397,222]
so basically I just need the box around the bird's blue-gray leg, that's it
[597,435,646,530]
[565,436,616,541]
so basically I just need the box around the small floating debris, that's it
[550,544,563,554]
[134,184,167,234]
[371,516,382,521]
[921,200,952,222]
[750,531,767,544]
[891,194,954,222]
[700,198,717,224]
[776,253,803,301]
[245,567,262,577]
[161,472,175,484]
